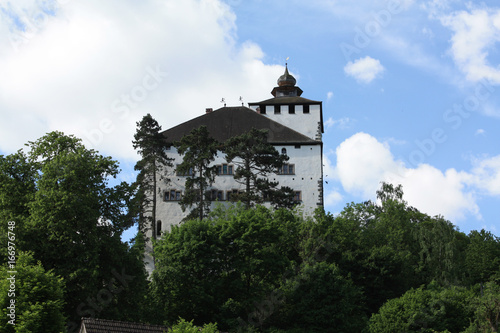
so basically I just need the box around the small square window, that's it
[303,105,310,114]
[293,191,301,202]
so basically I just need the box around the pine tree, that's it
[174,126,219,220]
[224,128,291,208]
[133,113,173,240]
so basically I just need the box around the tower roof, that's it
[277,65,296,87]
[271,65,303,97]
[161,106,318,145]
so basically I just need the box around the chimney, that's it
[205,108,213,114]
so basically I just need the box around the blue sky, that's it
[1,0,499,238]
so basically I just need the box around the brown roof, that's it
[161,106,319,145]
[79,318,169,333]
[248,96,321,105]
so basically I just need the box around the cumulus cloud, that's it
[469,155,500,196]
[333,132,492,223]
[0,0,284,160]
[441,7,500,84]
[344,56,385,84]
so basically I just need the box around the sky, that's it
[1,0,499,237]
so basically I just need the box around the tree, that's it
[0,252,66,333]
[0,151,37,262]
[224,128,291,209]
[149,205,301,330]
[174,126,219,220]
[302,183,466,318]
[274,262,367,333]
[465,230,500,285]
[0,131,148,329]
[133,113,173,240]
[464,282,500,333]
[368,282,475,333]
[169,318,219,333]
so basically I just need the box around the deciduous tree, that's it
[0,252,66,333]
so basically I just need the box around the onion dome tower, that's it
[271,64,303,97]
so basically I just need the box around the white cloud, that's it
[441,7,500,84]
[334,132,487,223]
[325,117,355,130]
[475,129,486,136]
[324,190,344,207]
[344,56,385,84]
[469,155,500,196]
[327,91,334,100]
[0,0,284,160]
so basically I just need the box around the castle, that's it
[145,66,324,273]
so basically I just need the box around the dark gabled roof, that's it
[79,318,169,333]
[248,96,321,105]
[161,106,318,145]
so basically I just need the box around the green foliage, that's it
[274,262,366,333]
[0,151,37,265]
[169,318,218,333]
[368,282,475,333]
[0,252,66,333]
[465,230,500,285]
[224,128,291,209]
[0,132,149,329]
[464,282,500,333]
[174,126,219,220]
[133,113,173,239]
[150,206,301,330]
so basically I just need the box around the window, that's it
[289,104,295,114]
[303,105,310,114]
[227,189,242,201]
[176,165,194,176]
[164,190,182,201]
[293,191,302,202]
[294,144,301,149]
[259,105,266,114]
[210,189,224,201]
[274,105,280,114]
[216,164,233,175]
[156,220,162,237]
[278,163,295,175]
[281,148,287,155]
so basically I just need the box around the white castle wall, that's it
[248,103,322,141]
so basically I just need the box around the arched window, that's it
[156,220,162,237]
[281,148,287,155]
